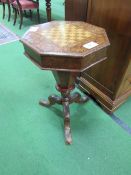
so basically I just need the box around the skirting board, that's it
[79,77,131,113]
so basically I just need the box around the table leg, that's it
[45,0,51,21]
[63,101,72,144]
[39,88,88,144]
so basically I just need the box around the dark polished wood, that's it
[21,21,109,144]
[65,0,88,21]
[65,0,131,113]
[21,21,109,72]
[45,0,51,21]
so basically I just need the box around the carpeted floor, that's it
[114,97,131,128]
[0,1,131,175]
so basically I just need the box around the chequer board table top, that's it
[21,21,109,58]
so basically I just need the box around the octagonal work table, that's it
[21,21,110,144]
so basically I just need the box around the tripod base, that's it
[39,88,88,144]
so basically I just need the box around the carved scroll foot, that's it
[39,94,61,107]
[70,92,89,104]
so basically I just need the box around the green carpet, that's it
[0,1,131,175]
[115,97,131,128]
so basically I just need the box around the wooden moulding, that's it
[79,77,131,113]
[23,44,108,72]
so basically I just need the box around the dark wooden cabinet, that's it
[65,0,131,113]
[65,0,88,21]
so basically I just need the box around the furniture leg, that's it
[29,10,32,20]
[12,5,14,13]
[2,3,5,19]
[7,3,11,21]
[45,0,51,21]
[19,9,23,29]
[13,8,17,25]
[63,101,72,144]
[37,8,40,23]
[24,10,27,17]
